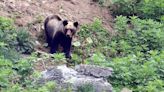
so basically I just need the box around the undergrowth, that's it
[72,15,164,91]
[0,16,52,92]
[110,0,164,21]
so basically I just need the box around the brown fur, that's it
[44,15,79,58]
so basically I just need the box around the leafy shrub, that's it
[106,16,164,91]
[73,16,164,92]
[0,16,38,91]
[77,84,95,92]
[73,18,111,63]
[0,53,33,88]
[14,28,34,54]
[0,47,57,92]
[0,42,20,61]
[110,0,164,21]
[107,50,164,92]
[109,16,164,57]
[52,53,66,63]
[138,79,164,92]
[0,16,34,54]
[110,0,138,16]
[0,16,14,30]
[0,56,13,87]
[138,0,164,20]
[74,15,164,61]
[85,52,108,66]
[15,58,34,82]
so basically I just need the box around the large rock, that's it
[40,64,113,92]
[75,64,113,78]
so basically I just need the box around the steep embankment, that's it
[0,0,113,33]
[0,0,114,53]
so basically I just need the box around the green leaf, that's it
[73,41,81,47]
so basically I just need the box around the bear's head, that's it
[63,20,79,38]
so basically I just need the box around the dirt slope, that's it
[0,0,113,31]
[0,0,114,51]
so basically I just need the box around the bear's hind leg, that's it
[46,36,52,47]
[50,39,59,54]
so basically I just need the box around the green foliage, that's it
[1,80,57,92]
[71,53,82,64]
[0,29,34,54]
[0,57,13,87]
[78,18,110,46]
[77,84,95,92]
[74,15,164,63]
[85,52,108,66]
[15,58,34,82]
[0,55,33,89]
[110,0,138,16]
[0,50,58,92]
[0,16,14,30]
[139,79,164,92]
[0,16,34,54]
[110,0,164,21]
[37,81,56,92]
[106,16,164,91]
[72,15,164,91]
[109,16,164,57]
[0,46,20,62]
[108,51,164,92]
[14,28,34,54]
[0,16,56,92]
[52,53,66,63]
[138,0,164,20]
[73,18,111,63]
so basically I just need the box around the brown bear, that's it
[44,15,79,58]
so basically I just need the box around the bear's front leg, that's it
[50,39,59,54]
[63,41,71,59]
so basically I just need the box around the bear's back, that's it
[46,18,64,38]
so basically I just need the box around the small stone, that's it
[59,9,64,13]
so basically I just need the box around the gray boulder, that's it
[40,64,113,92]
[75,64,113,78]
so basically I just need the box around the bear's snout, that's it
[66,30,72,38]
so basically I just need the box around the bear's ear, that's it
[63,20,68,26]
[74,22,79,28]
